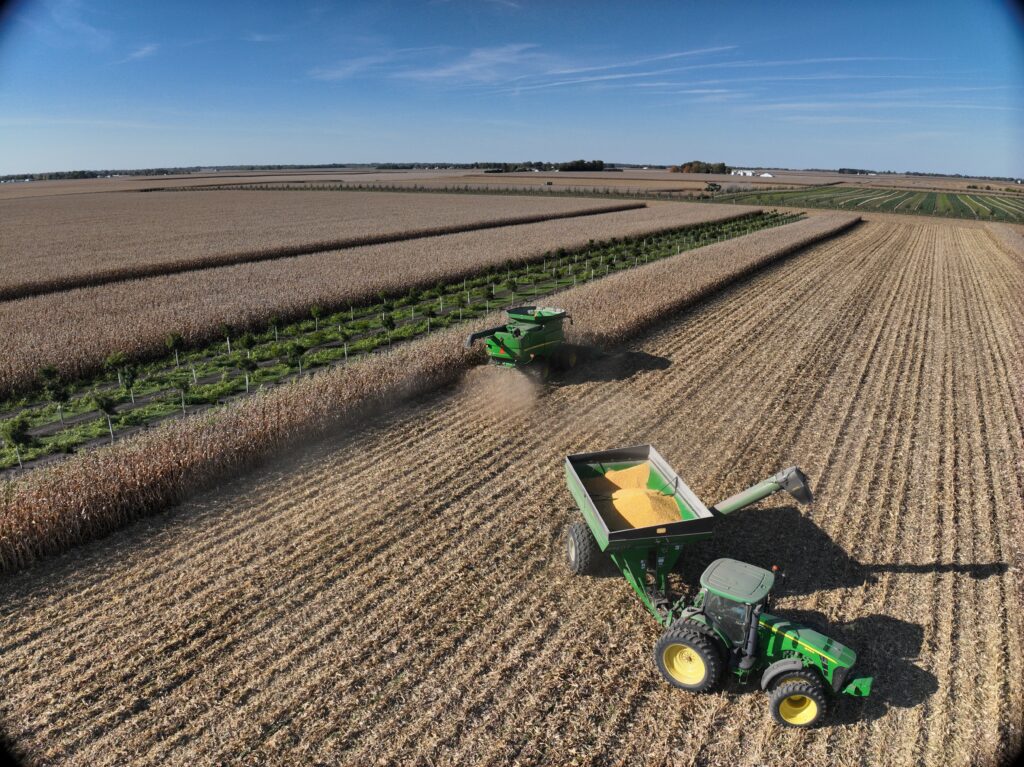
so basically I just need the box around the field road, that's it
[0,219,1021,766]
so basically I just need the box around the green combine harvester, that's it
[563,444,872,727]
[465,306,577,378]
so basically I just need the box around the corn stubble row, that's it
[0,220,1017,767]
[0,213,858,572]
[0,202,755,395]
[0,192,646,301]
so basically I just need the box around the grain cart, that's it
[563,444,872,727]
[464,306,577,377]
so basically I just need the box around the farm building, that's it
[760,172,774,177]
[731,169,755,176]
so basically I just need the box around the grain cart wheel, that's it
[654,628,722,692]
[769,681,828,727]
[565,520,600,575]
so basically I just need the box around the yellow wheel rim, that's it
[662,644,706,686]
[778,694,818,725]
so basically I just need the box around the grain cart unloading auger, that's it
[563,444,873,727]
[465,306,578,378]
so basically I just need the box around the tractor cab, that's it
[694,558,774,649]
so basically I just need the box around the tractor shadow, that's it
[552,348,671,385]
[676,505,1008,723]
[679,505,1007,596]
[781,611,937,724]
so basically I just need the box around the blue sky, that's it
[0,0,1021,176]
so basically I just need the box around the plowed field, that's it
[0,219,1021,766]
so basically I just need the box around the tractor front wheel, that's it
[769,681,828,727]
[654,628,722,692]
[565,520,600,575]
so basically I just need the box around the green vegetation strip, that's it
[0,211,801,470]
[157,180,725,203]
[713,185,1024,224]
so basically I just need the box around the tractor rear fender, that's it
[760,659,807,691]
[672,612,731,651]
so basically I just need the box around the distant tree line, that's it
[481,160,609,173]
[837,167,1019,182]
[668,161,730,174]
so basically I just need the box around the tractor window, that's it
[703,593,749,645]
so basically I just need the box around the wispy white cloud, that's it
[745,100,1021,112]
[546,46,737,76]
[115,43,159,64]
[778,115,909,125]
[310,54,396,80]
[42,0,111,49]
[243,32,283,43]
[430,0,523,8]
[397,43,547,83]
[309,47,449,81]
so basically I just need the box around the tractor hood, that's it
[758,613,857,670]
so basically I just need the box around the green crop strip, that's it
[0,210,801,471]
[712,185,1024,224]
[167,179,1024,224]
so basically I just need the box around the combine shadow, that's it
[553,348,671,385]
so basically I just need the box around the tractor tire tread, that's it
[768,667,826,693]
[654,627,723,693]
[769,680,828,728]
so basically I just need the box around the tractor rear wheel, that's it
[654,627,722,692]
[565,521,600,575]
[769,668,826,694]
[769,680,828,727]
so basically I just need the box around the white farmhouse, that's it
[731,169,755,176]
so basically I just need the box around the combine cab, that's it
[465,306,577,377]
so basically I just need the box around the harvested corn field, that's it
[0,200,756,393]
[0,191,645,300]
[0,218,1020,766]
[0,213,847,570]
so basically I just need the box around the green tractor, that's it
[465,306,577,378]
[563,444,872,727]
[656,557,872,727]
